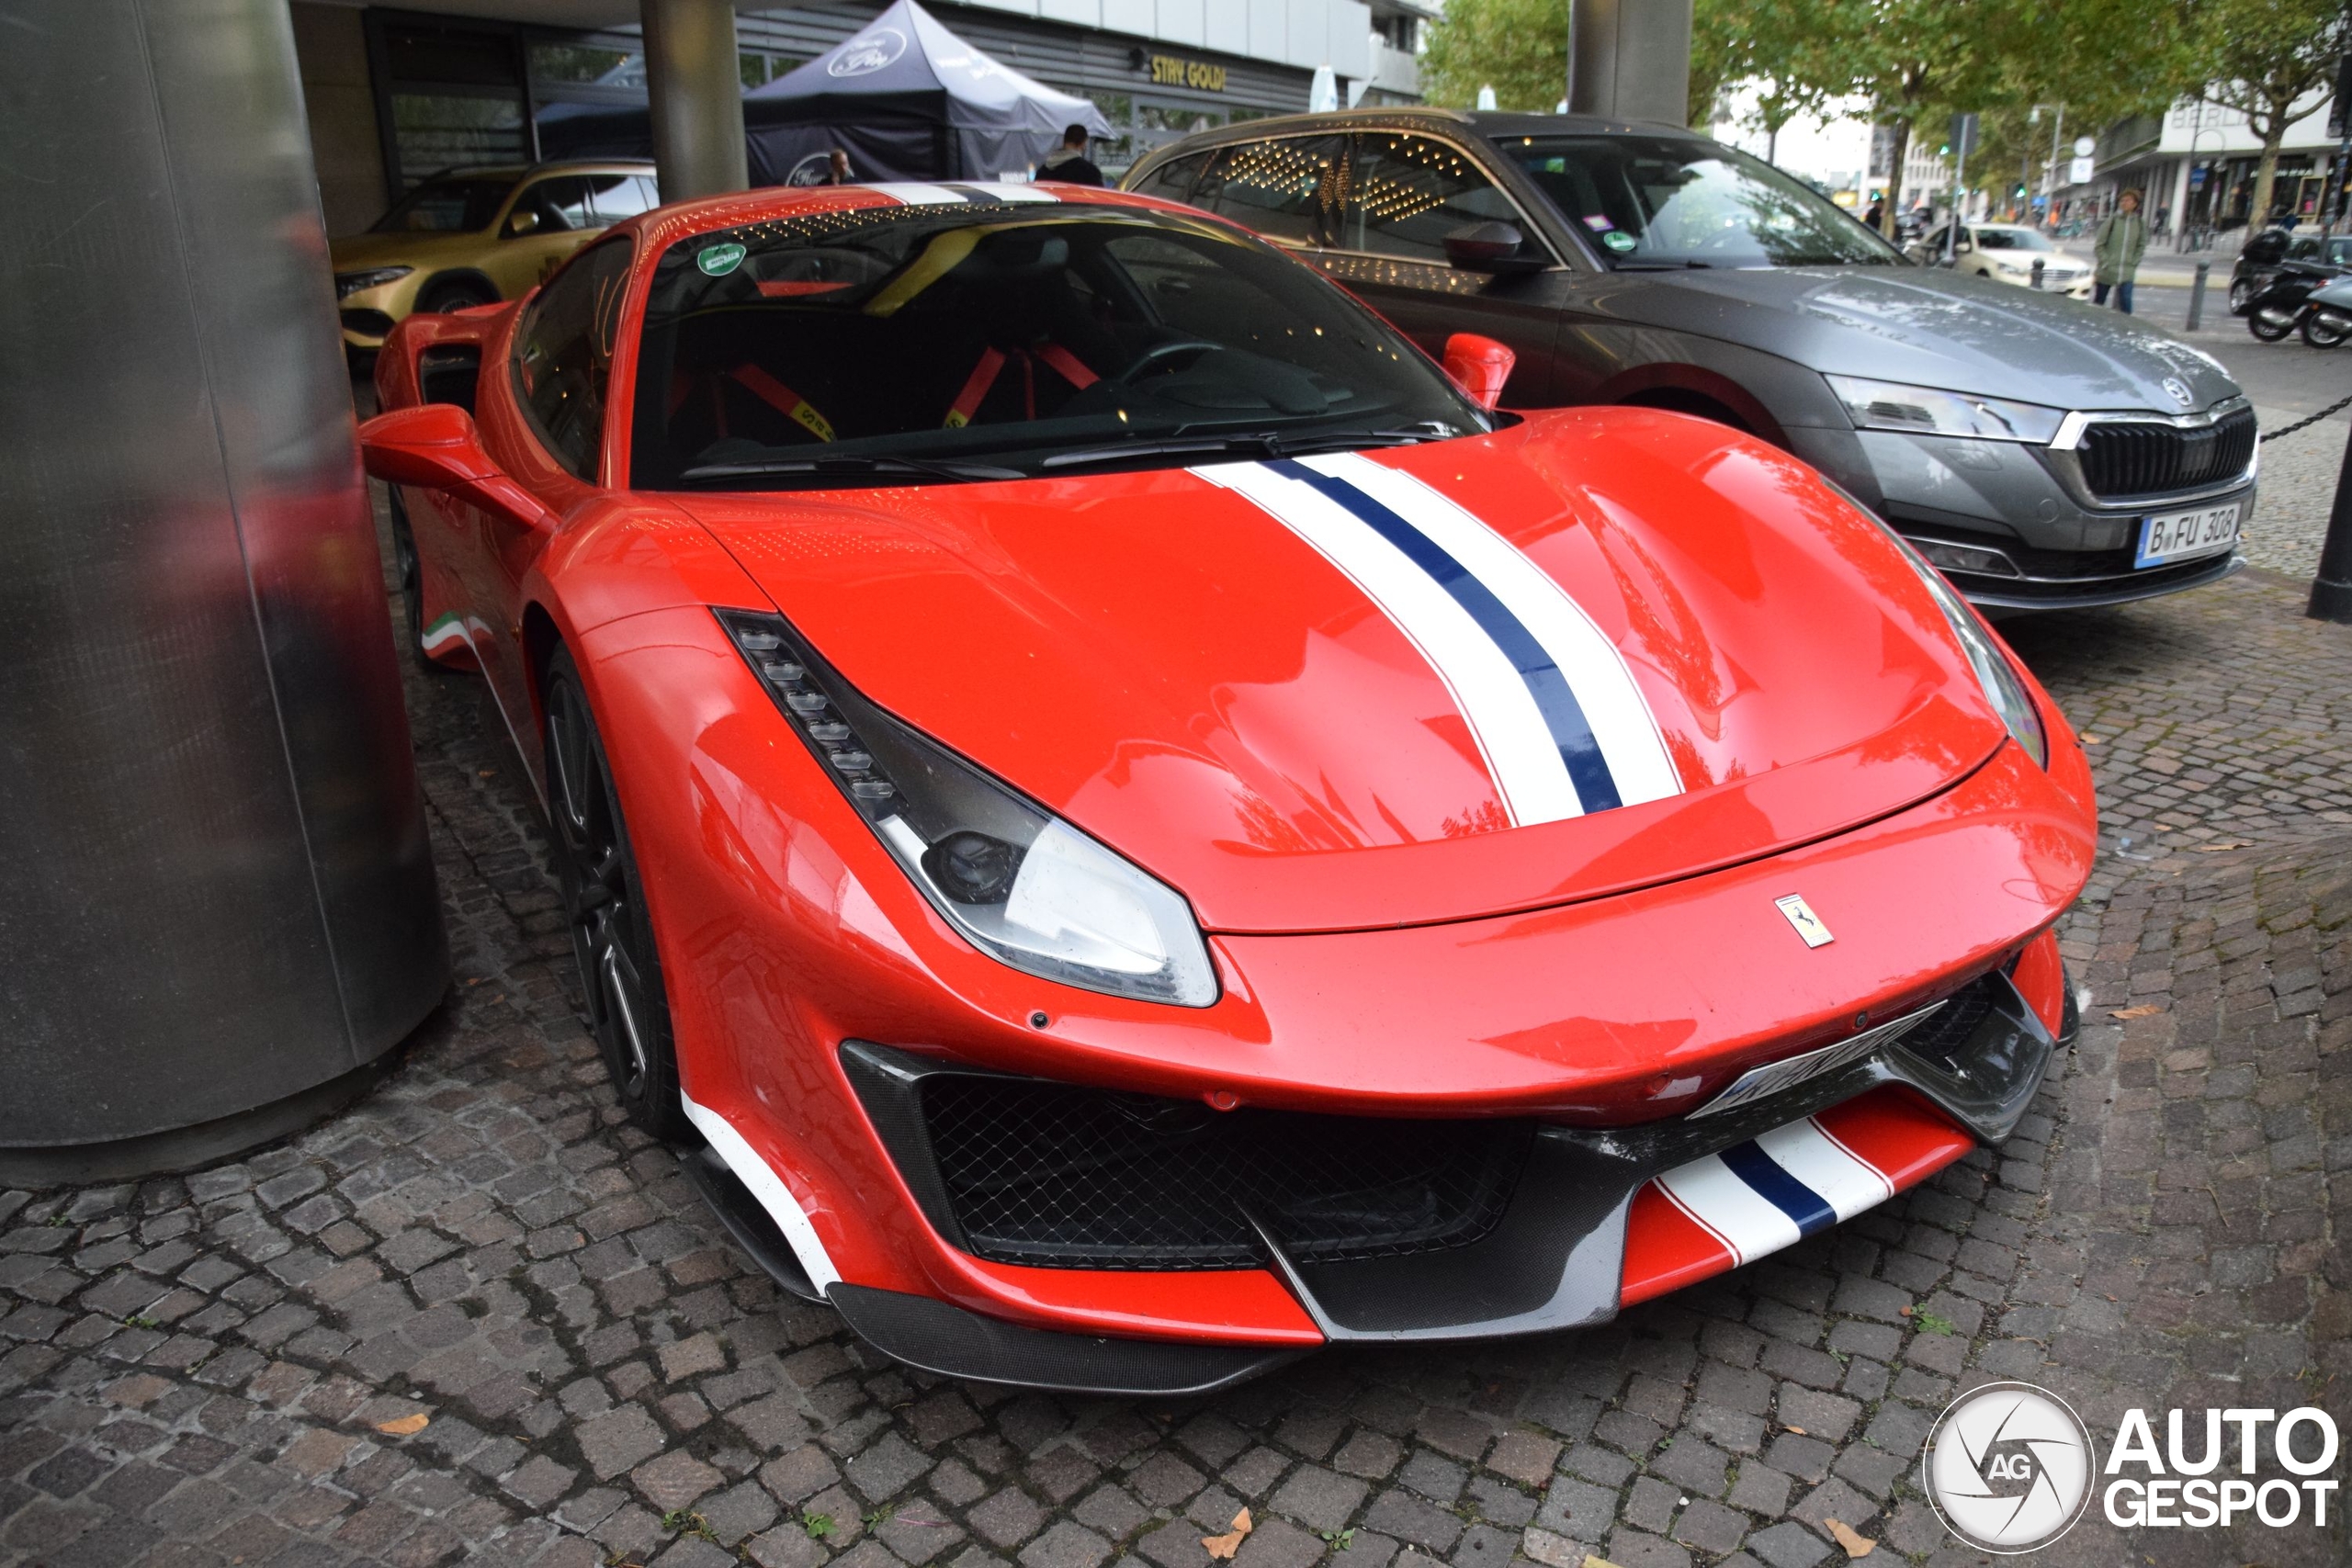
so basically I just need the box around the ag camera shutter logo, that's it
[1922,1382,2097,1552]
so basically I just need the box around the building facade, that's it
[2056,92,2340,241]
[291,0,1427,236]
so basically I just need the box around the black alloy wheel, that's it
[2249,309,2296,343]
[544,648,692,1141]
[418,276,497,315]
[386,487,448,673]
[2301,312,2349,349]
[2227,276,2255,314]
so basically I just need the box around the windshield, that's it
[1973,228,2053,252]
[628,204,1487,489]
[371,176,514,234]
[1510,137,1901,268]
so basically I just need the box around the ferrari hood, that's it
[681,411,2010,933]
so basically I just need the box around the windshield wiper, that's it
[1041,426,1452,471]
[1611,259,1713,270]
[679,453,1024,485]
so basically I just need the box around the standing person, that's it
[824,148,854,186]
[2095,187,2148,312]
[1036,124,1103,186]
[1863,196,1884,232]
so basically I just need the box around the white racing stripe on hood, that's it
[1301,453,1681,808]
[1196,459,1580,826]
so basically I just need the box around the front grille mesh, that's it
[1891,976,2000,1070]
[2076,408,2256,500]
[922,1076,1532,1270]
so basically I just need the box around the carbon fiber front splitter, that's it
[687,966,2066,1391]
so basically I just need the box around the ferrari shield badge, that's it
[1774,894,1834,948]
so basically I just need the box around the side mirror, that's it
[357,403,559,530]
[1442,333,1515,411]
[1443,221,1545,275]
[505,208,541,238]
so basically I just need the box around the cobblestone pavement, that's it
[3,559,2346,1568]
[2244,409,2348,579]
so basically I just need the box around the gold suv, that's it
[331,161,658,352]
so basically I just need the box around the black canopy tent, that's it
[536,1,1113,186]
[743,2,1112,185]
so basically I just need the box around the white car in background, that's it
[1910,223,2094,299]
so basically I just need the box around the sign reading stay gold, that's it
[1148,53,1227,92]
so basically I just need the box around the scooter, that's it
[2245,265,2337,344]
[2296,275,2352,348]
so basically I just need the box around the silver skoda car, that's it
[1126,109,2254,611]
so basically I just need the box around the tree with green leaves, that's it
[2185,0,2345,230]
[1420,0,1568,115]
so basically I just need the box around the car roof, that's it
[416,160,657,182]
[618,182,1211,257]
[1136,106,1708,153]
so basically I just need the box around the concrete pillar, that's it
[0,0,446,1183]
[1568,0,1694,125]
[643,0,749,202]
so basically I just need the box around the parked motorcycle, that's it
[2296,275,2352,348]
[2245,265,2338,344]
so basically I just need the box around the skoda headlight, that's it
[718,609,1217,1006]
[334,265,413,299]
[1826,376,2064,444]
[1884,540,2048,767]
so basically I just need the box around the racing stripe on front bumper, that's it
[1621,1088,1973,1304]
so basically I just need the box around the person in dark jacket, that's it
[1036,124,1103,186]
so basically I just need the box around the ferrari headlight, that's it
[1826,376,2064,444]
[1885,540,2048,767]
[717,609,1217,1007]
[335,266,413,299]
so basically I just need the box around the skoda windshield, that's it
[1509,136,1902,270]
[629,202,1488,489]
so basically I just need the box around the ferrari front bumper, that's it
[689,960,2070,1392]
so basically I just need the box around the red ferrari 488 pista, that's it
[362,179,2093,1393]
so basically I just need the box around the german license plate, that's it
[1689,1000,1946,1118]
[2136,502,2239,569]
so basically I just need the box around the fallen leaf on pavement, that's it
[1579,1558,1626,1568]
[2109,1004,2162,1020]
[1203,1509,1253,1560]
[374,1413,429,1437]
[2193,841,2250,852]
[1825,1519,1875,1557]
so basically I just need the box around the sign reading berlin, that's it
[1148,53,1227,91]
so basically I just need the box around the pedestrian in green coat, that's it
[2094,189,2148,313]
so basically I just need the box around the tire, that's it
[543,648,694,1143]
[385,487,452,674]
[2249,310,2296,342]
[2228,276,2255,315]
[416,276,497,316]
[2302,313,2349,349]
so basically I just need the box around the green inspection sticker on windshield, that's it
[1600,231,1637,253]
[697,242,747,276]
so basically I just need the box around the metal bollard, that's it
[2031,258,2044,289]
[2186,260,2211,332]
[2313,423,2352,623]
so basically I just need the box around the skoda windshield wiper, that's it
[679,453,1025,485]
[1041,426,1452,471]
